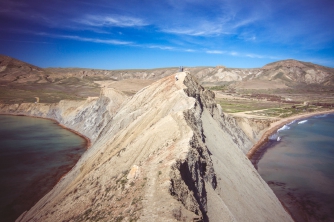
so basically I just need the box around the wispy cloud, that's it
[161,19,232,37]
[75,15,148,28]
[0,39,53,44]
[1,0,333,68]
[36,32,132,45]
[159,0,263,37]
[243,52,280,60]
[232,17,258,29]
[146,45,175,50]
[184,49,196,52]
[245,53,263,59]
[136,43,197,52]
[229,51,239,56]
[160,16,258,38]
[162,26,228,37]
[205,49,280,60]
[206,50,225,54]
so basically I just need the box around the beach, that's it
[250,112,334,221]
[246,109,334,159]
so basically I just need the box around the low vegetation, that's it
[215,89,334,117]
[0,78,100,104]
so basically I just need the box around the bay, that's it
[252,114,334,222]
[0,115,86,222]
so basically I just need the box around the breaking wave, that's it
[314,114,328,118]
[268,122,294,141]
[278,124,290,132]
[268,132,280,141]
[286,120,296,125]
[298,120,308,124]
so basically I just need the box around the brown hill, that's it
[259,59,334,86]
[0,55,48,84]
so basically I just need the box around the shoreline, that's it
[0,113,89,222]
[246,109,334,159]
[0,113,91,149]
[247,109,334,222]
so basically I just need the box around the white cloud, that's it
[206,50,225,54]
[36,32,132,45]
[232,17,258,29]
[163,27,224,37]
[242,52,280,60]
[162,20,231,37]
[147,45,175,50]
[184,49,196,52]
[205,48,280,60]
[76,15,148,28]
[245,53,263,59]
[158,1,264,37]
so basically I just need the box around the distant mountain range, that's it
[1,54,334,88]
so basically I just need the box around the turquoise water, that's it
[0,115,86,222]
[252,114,334,222]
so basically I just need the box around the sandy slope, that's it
[95,79,155,95]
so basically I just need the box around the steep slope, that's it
[10,73,292,222]
[0,88,128,143]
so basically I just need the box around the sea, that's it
[251,114,334,222]
[0,115,86,222]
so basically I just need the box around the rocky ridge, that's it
[1,72,292,221]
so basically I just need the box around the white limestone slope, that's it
[5,73,292,222]
[0,88,128,143]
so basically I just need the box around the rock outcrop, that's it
[1,72,292,221]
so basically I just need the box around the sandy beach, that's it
[246,109,334,159]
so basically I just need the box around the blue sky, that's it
[0,0,333,69]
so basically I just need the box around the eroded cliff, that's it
[0,88,128,143]
[0,73,292,221]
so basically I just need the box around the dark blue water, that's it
[252,114,334,222]
[0,115,87,222]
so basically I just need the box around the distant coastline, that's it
[247,109,334,159]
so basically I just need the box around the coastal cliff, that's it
[0,88,128,144]
[0,73,292,221]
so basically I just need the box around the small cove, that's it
[251,114,334,222]
[0,115,87,222]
